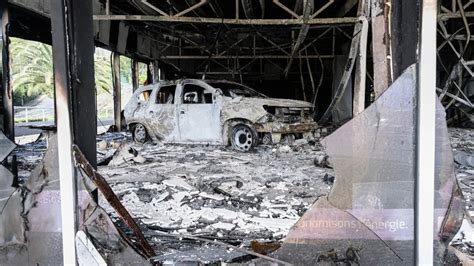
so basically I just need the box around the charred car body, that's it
[124,79,317,151]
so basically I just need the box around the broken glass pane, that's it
[0,131,16,161]
[275,65,464,265]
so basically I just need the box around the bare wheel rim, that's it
[232,125,254,151]
[134,124,147,143]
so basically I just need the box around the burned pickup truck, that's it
[123,79,317,151]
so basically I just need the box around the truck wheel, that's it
[133,123,148,143]
[231,124,256,152]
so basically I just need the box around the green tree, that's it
[94,48,113,95]
[10,38,113,105]
[11,38,53,104]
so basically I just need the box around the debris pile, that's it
[10,127,473,263]
[450,128,474,260]
[97,137,333,258]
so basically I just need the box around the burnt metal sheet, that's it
[275,65,464,264]
[332,54,353,125]
[96,20,111,46]
[1,131,147,264]
[0,163,22,247]
[117,22,129,54]
[80,199,149,264]
[0,131,17,241]
[137,34,151,57]
[0,131,16,161]
[0,165,15,211]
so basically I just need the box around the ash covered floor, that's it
[95,134,333,261]
[12,127,474,263]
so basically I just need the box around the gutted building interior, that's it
[0,0,473,265]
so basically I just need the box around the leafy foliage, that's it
[11,38,114,105]
[11,38,53,105]
[94,47,113,95]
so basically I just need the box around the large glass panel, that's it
[275,65,464,264]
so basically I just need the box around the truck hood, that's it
[221,96,313,123]
[229,97,313,108]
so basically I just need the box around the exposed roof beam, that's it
[438,11,474,20]
[284,0,312,77]
[161,55,333,59]
[93,15,359,25]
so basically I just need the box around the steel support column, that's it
[112,52,122,130]
[371,0,393,98]
[146,62,153,84]
[152,60,160,83]
[391,0,419,80]
[132,59,139,92]
[51,0,97,263]
[416,0,437,264]
[353,0,369,116]
[1,3,13,140]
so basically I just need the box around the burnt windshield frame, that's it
[208,82,268,98]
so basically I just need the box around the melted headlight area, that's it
[255,106,318,144]
[263,106,314,124]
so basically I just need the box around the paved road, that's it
[15,119,114,136]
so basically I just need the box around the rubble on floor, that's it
[449,127,474,261]
[95,133,332,262]
[9,125,473,264]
